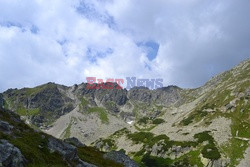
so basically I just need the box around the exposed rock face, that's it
[95,88,128,106]
[204,159,230,167]
[0,94,3,108]
[48,137,78,162]
[104,151,138,167]
[0,139,26,167]
[128,86,183,105]
[3,83,75,126]
[48,137,95,167]
[64,137,85,147]
[128,87,152,103]
[0,120,13,134]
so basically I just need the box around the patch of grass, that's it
[155,105,164,111]
[141,153,173,167]
[152,118,165,125]
[137,117,149,124]
[80,97,89,107]
[134,148,147,157]
[127,132,154,144]
[181,114,196,126]
[194,131,214,143]
[27,108,40,116]
[25,83,57,96]
[148,134,170,147]
[0,108,68,166]
[112,128,130,137]
[182,150,203,167]
[88,107,109,124]
[134,124,156,132]
[3,99,9,109]
[63,121,72,139]
[221,138,249,167]
[133,156,143,165]
[16,107,27,116]
[77,146,123,167]
[97,138,117,150]
[201,142,221,160]
[16,107,40,116]
[10,132,68,166]
[180,109,209,126]
[194,131,221,160]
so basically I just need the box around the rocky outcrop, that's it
[48,137,77,161]
[48,137,96,167]
[0,120,13,134]
[0,139,26,167]
[0,93,3,108]
[64,137,85,147]
[3,83,75,126]
[203,159,230,167]
[127,86,183,106]
[104,151,138,167]
[128,87,152,103]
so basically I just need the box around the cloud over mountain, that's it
[0,0,250,91]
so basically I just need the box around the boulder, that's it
[0,139,26,167]
[64,137,85,147]
[0,120,13,134]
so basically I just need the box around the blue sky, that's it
[0,0,250,91]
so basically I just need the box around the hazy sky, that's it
[0,0,250,92]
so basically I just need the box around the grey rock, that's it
[0,94,3,108]
[151,144,163,157]
[64,137,85,147]
[76,160,97,167]
[128,87,152,103]
[225,102,235,111]
[128,86,182,106]
[48,137,78,161]
[0,139,26,167]
[48,137,95,166]
[95,88,128,106]
[0,120,13,134]
[104,151,138,167]
[3,83,75,127]
[206,159,230,167]
[245,88,250,97]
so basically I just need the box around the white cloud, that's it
[0,0,250,91]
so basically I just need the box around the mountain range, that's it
[0,59,249,167]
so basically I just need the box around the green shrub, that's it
[201,143,221,160]
[77,146,123,167]
[194,131,213,143]
[181,114,195,126]
[127,132,154,144]
[152,118,165,125]
[137,117,149,124]
[141,153,173,167]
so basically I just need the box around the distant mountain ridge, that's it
[1,59,249,167]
